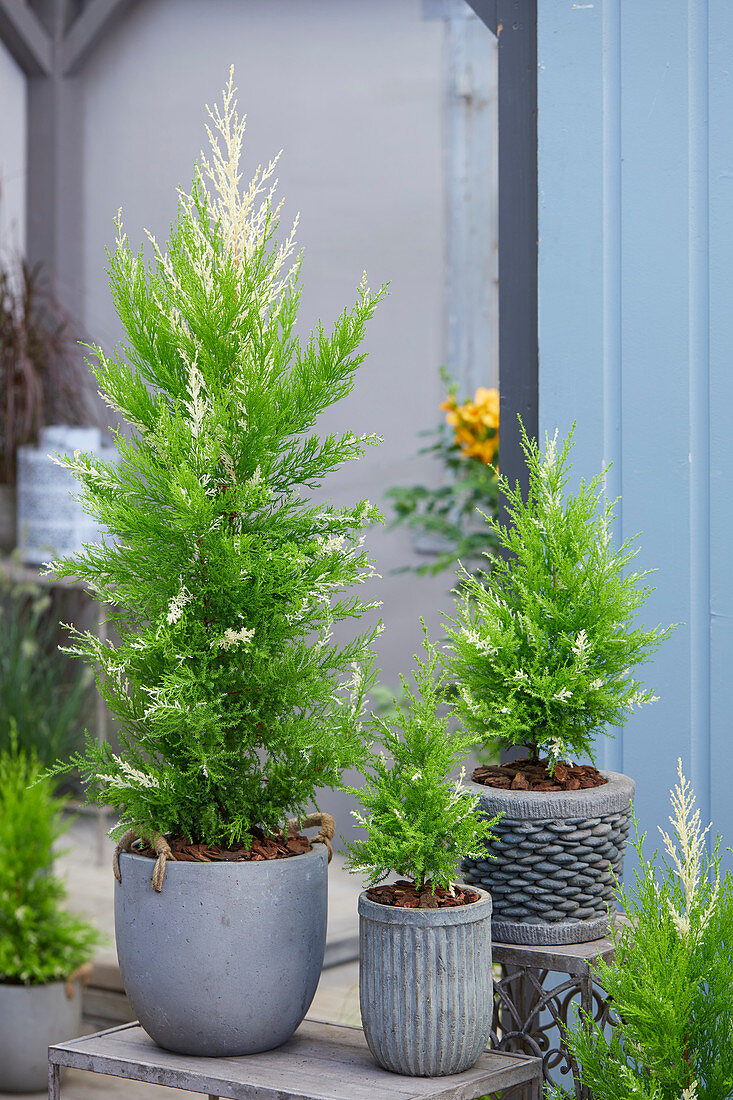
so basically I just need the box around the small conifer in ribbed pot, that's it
[344,629,501,1077]
[45,73,386,1056]
[446,423,673,945]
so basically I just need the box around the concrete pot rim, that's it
[466,768,635,820]
[358,884,492,927]
[117,842,327,883]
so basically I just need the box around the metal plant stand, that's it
[491,928,617,1098]
[49,1019,543,1100]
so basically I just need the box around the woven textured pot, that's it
[462,771,634,945]
[115,844,328,1056]
[358,886,493,1076]
[0,978,83,1092]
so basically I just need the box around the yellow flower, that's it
[442,385,499,466]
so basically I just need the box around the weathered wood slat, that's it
[49,1019,542,1100]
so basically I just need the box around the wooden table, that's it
[48,1020,543,1100]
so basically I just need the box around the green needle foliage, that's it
[551,763,733,1100]
[445,420,673,770]
[343,627,501,892]
[0,737,102,985]
[45,72,387,846]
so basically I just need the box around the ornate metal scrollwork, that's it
[491,964,611,1099]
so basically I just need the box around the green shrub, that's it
[445,420,673,770]
[0,739,102,984]
[0,576,91,772]
[342,627,500,892]
[553,763,733,1099]
[45,72,386,846]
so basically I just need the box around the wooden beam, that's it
[0,0,52,75]
[61,0,134,75]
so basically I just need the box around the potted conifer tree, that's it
[343,628,501,1077]
[45,71,386,1057]
[0,740,100,1092]
[445,422,672,945]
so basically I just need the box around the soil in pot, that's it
[136,827,312,862]
[366,879,479,909]
[473,757,607,792]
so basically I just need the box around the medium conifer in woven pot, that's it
[45,72,386,1055]
[445,422,673,945]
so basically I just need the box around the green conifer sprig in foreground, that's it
[550,762,733,1100]
[342,627,501,892]
[44,71,387,846]
[445,420,673,771]
[0,739,102,984]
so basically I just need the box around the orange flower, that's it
[442,385,499,467]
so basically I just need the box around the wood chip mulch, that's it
[472,758,607,792]
[367,880,479,909]
[137,827,312,863]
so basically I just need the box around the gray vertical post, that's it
[464,0,538,500]
[47,1061,60,1100]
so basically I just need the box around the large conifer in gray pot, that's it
[445,423,672,945]
[45,71,386,1056]
[344,630,501,1077]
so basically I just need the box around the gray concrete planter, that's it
[0,978,83,1092]
[115,845,328,1056]
[358,886,493,1076]
[462,771,635,945]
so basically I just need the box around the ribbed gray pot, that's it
[358,886,493,1077]
[0,979,83,1092]
[115,845,328,1056]
[462,771,634,945]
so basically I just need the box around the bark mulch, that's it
[367,880,479,910]
[472,758,607,792]
[137,827,312,863]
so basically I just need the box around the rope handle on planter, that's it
[64,961,93,1000]
[113,830,172,893]
[286,812,336,863]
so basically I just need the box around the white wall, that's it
[0,36,26,256]
[80,0,453,835]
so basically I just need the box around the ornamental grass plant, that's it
[46,71,386,848]
[550,762,733,1099]
[445,420,673,772]
[0,737,101,985]
[342,627,501,894]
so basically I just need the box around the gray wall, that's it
[0,36,26,254]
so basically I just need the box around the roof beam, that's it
[61,0,133,75]
[0,0,52,75]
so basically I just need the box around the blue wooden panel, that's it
[539,0,732,856]
[708,0,733,850]
[537,2,604,484]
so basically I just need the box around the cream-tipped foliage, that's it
[45,74,387,846]
[445,420,673,770]
[552,765,733,1100]
[342,628,501,893]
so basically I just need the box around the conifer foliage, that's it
[552,763,733,1099]
[343,628,500,892]
[46,72,387,846]
[445,421,672,770]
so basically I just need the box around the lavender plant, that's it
[445,420,672,772]
[342,627,500,892]
[45,72,386,847]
